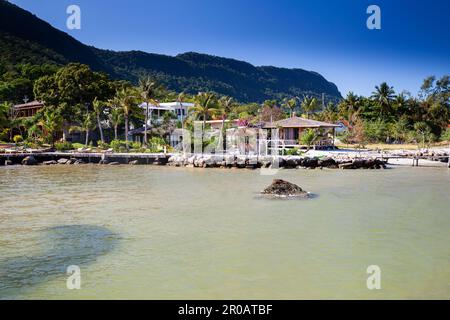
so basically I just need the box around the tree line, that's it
[0,62,449,150]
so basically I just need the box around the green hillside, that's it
[0,0,342,102]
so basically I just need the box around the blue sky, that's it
[9,0,450,97]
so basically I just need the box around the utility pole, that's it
[322,93,325,111]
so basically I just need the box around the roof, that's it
[139,101,194,110]
[193,119,240,124]
[127,127,146,135]
[14,100,44,110]
[160,102,194,108]
[263,116,339,129]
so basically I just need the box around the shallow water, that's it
[0,165,449,299]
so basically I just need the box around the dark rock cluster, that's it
[261,179,309,197]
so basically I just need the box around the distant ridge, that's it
[0,0,342,102]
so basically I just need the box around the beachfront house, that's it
[12,100,66,141]
[138,101,194,124]
[129,101,195,144]
[13,100,97,143]
[186,116,339,154]
[13,100,44,118]
[261,116,339,149]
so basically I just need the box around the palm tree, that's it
[92,97,105,143]
[218,96,234,150]
[301,96,318,118]
[27,123,42,143]
[218,96,233,122]
[338,92,361,126]
[300,128,317,150]
[371,82,396,120]
[108,107,123,140]
[321,102,338,122]
[177,92,186,129]
[189,92,218,149]
[107,97,122,140]
[283,98,297,117]
[139,77,159,146]
[116,88,137,150]
[190,92,218,131]
[40,108,63,147]
[393,92,408,114]
[70,112,96,147]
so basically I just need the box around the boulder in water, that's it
[57,158,69,164]
[261,179,309,198]
[43,160,58,165]
[22,156,38,166]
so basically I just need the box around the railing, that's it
[264,139,335,148]
[266,139,334,146]
[280,139,299,146]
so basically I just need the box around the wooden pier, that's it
[375,155,450,167]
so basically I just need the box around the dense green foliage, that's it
[300,129,317,148]
[55,141,73,151]
[319,77,449,146]
[0,63,58,103]
[0,60,448,150]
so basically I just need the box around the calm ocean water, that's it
[0,165,449,299]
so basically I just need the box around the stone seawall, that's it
[0,152,170,166]
[0,152,388,169]
[167,154,388,169]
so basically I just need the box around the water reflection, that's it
[0,225,119,296]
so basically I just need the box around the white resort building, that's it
[138,101,194,123]
[130,101,195,145]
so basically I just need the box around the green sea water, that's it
[0,165,449,299]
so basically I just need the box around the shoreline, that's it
[1,148,448,169]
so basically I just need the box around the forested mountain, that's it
[0,0,342,102]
